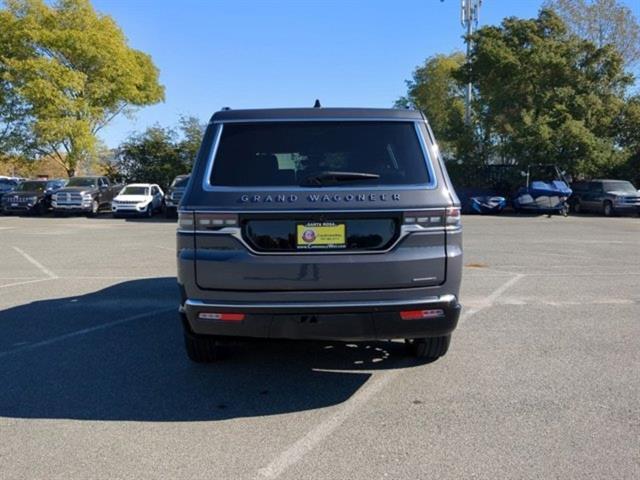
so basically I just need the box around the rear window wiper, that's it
[301,171,380,186]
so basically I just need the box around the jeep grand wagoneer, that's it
[177,107,462,362]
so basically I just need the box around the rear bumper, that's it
[182,294,461,341]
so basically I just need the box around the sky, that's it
[92,0,640,148]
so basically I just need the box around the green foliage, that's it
[115,116,204,190]
[543,0,640,67]
[395,52,467,160]
[0,0,164,176]
[462,9,634,177]
[398,8,640,186]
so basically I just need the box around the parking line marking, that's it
[255,274,523,479]
[12,246,58,279]
[256,370,401,479]
[459,273,525,322]
[0,307,175,359]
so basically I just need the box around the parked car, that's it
[177,107,463,362]
[165,174,190,217]
[111,183,164,217]
[1,179,66,215]
[51,176,122,216]
[570,179,640,216]
[0,178,19,209]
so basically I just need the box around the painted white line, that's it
[0,278,54,290]
[0,307,174,359]
[459,273,524,322]
[255,274,524,479]
[12,246,58,279]
[256,370,401,479]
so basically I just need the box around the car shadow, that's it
[0,277,429,422]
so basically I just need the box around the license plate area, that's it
[240,212,401,253]
[296,222,346,250]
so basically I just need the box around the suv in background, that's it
[570,179,640,216]
[165,174,190,218]
[2,179,66,215]
[177,107,463,362]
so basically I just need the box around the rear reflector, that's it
[198,312,245,322]
[400,309,445,320]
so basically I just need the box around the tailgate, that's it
[194,211,447,291]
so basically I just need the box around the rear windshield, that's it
[209,122,431,187]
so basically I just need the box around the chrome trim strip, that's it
[201,120,437,192]
[185,294,457,311]
[177,223,446,256]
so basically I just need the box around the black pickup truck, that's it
[52,176,122,216]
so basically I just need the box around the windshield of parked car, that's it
[602,181,636,193]
[209,122,431,187]
[16,181,46,193]
[120,186,149,196]
[66,177,98,188]
[171,176,189,188]
[0,179,17,191]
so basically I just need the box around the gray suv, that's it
[177,108,463,362]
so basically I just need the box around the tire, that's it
[184,330,226,363]
[405,335,451,359]
[603,201,613,217]
[165,207,176,219]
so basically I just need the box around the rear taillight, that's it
[445,207,461,226]
[194,212,238,231]
[178,211,194,230]
[198,312,245,322]
[400,309,445,320]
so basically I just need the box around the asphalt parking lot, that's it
[0,214,638,480]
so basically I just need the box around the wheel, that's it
[603,201,613,217]
[184,330,226,363]
[405,335,451,359]
[165,206,176,219]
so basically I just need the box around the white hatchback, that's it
[111,183,164,217]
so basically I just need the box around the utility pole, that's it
[461,0,481,126]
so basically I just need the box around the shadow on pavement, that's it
[0,277,425,422]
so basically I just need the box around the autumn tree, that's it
[543,0,640,67]
[0,0,164,176]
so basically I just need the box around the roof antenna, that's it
[313,99,321,108]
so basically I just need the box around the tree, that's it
[115,116,204,190]
[0,0,164,176]
[543,0,640,67]
[459,9,634,177]
[395,53,468,161]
